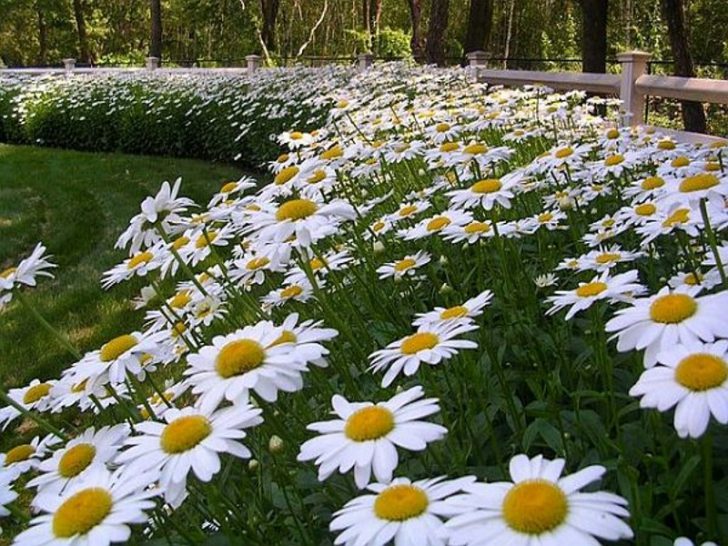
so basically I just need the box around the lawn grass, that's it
[0,145,246,391]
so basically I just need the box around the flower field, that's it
[1,64,728,546]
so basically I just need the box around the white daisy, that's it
[0,379,57,431]
[674,538,718,546]
[447,175,518,211]
[605,286,728,367]
[14,465,158,546]
[0,242,56,293]
[376,251,431,280]
[630,340,728,438]
[399,210,472,240]
[413,290,493,327]
[0,470,18,517]
[369,322,478,387]
[117,404,262,507]
[330,476,476,546]
[576,245,645,273]
[441,454,633,546]
[298,386,447,488]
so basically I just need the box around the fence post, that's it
[357,53,374,71]
[146,56,160,71]
[246,55,262,74]
[466,51,489,81]
[62,58,76,74]
[617,50,651,127]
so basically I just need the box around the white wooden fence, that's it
[466,50,728,144]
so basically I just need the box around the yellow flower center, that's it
[160,415,212,454]
[575,281,608,297]
[58,443,96,478]
[641,176,665,190]
[269,330,297,347]
[435,122,450,133]
[706,161,720,172]
[684,272,702,286]
[394,258,417,272]
[290,131,303,140]
[672,156,690,168]
[679,174,719,193]
[398,205,418,217]
[401,332,439,354]
[662,208,690,228]
[604,154,625,166]
[100,334,138,362]
[426,216,451,232]
[276,199,318,222]
[307,170,327,184]
[72,379,88,393]
[345,406,395,441]
[554,146,573,159]
[280,284,304,299]
[320,146,343,160]
[220,181,238,193]
[464,221,491,234]
[658,140,676,150]
[538,212,554,223]
[372,221,385,232]
[215,339,266,378]
[373,485,429,521]
[52,488,113,538]
[0,266,16,279]
[635,203,656,216]
[5,444,35,464]
[274,166,300,186]
[595,252,621,265]
[246,257,270,270]
[127,251,153,269]
[23,383,52,404]
[310,257,326,271]
[650,294,697,324]
[675,353,728,391]
[169,291,191,309]
[439,142,460,152]
[471,179,502,194]
[336,100,349,109]
[171,322,187,337]
[171,236,189,250]
[195,230,218,249]
[502,480,568,535]
[440,305,468,319]
[277,154,289,163]
[606,128,620,139]
[463,143,488,155]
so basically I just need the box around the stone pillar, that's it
[146,57,160,71]
[246,55,262,74]
[466,51,489,81]
[357,53,374,71]
[617,50,652,127]
[62,58,76,74]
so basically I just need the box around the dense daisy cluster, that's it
[1,63,727,545]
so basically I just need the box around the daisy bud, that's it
[438,283,453,295]
[248,459,259,471]
[439,255,448,266]
[373,241,385,254]
[417,168,426,176]
[558,196,574,210]
[269,435,284,453]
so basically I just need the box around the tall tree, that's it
[407,0,424,61]
[261,0,280,52]
[36,1,47,65]
[579,0,608,73]
[464,0,493,54]
[425,0,450,65]
[72,0,91,63]
[150,0,163,61]
[661,0,707,133]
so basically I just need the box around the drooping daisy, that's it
[185,322,307,411]
[546,270,645,320]
[29,425,129,495]
[330,476,476,546]
[298,386,447,488]
[369,322,478,387]
[413,290,493,327]
[605,286,728,367]
[0,243,56,293]
[630,340,728,438]
[116,404,262,507]
[376,251,431,280]
[14,466,158,546]
[441,454,633,546]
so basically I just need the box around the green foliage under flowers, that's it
[0,66,353,167]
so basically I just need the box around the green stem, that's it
[699,198,728,289]
[703,433,719,540]
[15,290,81,360]
[0,389,69,441]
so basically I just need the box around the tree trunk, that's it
[425,0,449,66]
[579,0,608,73]
[73,0,91,64]
[149,0,163,61]
[661,0,707,133]
[407,0,424,62]
[464,0,493,54]
[261,0,280,52]
[36,5,47,65]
